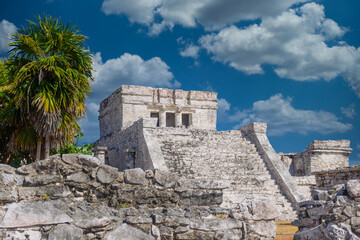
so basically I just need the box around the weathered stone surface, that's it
[18,185,71,200]
[250,198,279,220]
[0,164,15,174]
[104,223,155,240]
[66,172,90,183]
[294,226,324,240]
[124,168,148,185]
[154,169,177,188]
[323,223,360,240]
[190,219,243,231]
[0,201,72,228]
[96,165,118,184]
[214,229,242,240]
[48,224,83,240]
[247,221,276,238]
[78,155,101,167]
[2,230,41,240]
[24,175,61,186]
[0,154,279,240]
[347,180,360,198]
[0,187,17,202]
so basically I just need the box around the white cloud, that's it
[80,52,180,143]
[199,3,360,97]
[92,52,179,98]
[179,43,200,59]
[101,0,306,33]
[341,104,356,118]
[218,98,231,112]
[101,0,161,25]
[229,94,352,136]
[0,19,17,54]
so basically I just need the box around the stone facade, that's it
[96,85,354,221]
[279,140,352,200]
[99,85,217,138]
[0,154,278,239]
[280,140,351,176]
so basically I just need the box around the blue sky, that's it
[1,0,359,164]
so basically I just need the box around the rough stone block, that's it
[104,223,155,240]
[0,164,15,174]
[96,165,118,184]
[66,172,90,184]
[24,175,61,186]
[0,187,18,202]
[154,169,177,188]
[247,221,276,238]
[347,180,360,198]
[78,155,101,168]
[124,168,148,185]
[190,219,243,231]
[2,230,41,240]
[48,224,83,240]
[0,201,72,228]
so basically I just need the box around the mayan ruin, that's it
[0,84,359,239]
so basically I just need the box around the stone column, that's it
[159,110,166,127]
[93,146,107,165]
[175,112,182,127]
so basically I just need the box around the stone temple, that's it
[95,85,353,220]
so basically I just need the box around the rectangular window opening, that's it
[166,112,175,127]
[150,112,159,127]
[182,113,190,127]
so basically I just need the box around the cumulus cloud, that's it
[341,104,356,118]
[0,19,17,54]
[80,52,180,143]
[227,94,352,136]
[218,98,231,112]
[101,0,161,25]
[92,52,180,99]
[199,3,360,97]
[101,0,305,33]
[179,43,200,59]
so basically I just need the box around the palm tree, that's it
[1,15,93,160]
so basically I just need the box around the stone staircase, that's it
[153,127,297,220]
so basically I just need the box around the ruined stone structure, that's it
[279,140,353,200]
[279,140,351,176]
[95,85,310,221]
[95,85,354,222]
[0,154,278,239]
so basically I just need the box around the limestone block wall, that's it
[0,154,278,240]
[291,140,351,176]
[153,125,299,220]
[293,180,360,239]
[98,85,218,138]
[314,166,360,190]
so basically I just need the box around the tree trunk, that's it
[36,137,42,161]
[44,135,50,159]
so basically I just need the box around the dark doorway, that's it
[150,112,159,127]
[166,112,175,127]
[182,113,190,127]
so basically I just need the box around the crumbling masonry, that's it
[95,85,353,221]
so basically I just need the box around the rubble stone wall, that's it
[314,166,360,190]
[293,179,360,240]
[0,154,278,240]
